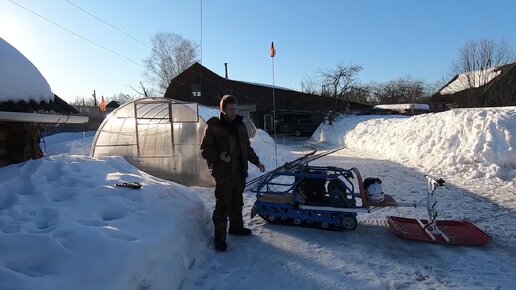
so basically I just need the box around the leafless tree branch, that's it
[143,32,199,94]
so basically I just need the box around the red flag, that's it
[270,42,276,58]
[100,96,106,112]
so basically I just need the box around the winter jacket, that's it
[200,113,260,181]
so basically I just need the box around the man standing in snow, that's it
[201,95,265,252]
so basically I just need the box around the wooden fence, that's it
[41,106,110,136]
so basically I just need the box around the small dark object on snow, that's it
[116,182,142,189]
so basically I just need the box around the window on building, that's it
[191,84,201,97]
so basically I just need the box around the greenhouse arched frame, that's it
[91,98,257,186]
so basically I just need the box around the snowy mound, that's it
[0,155,208,290]
[42,131,96,156]
[313,108,516,181]
[249,129,296,176]
[0,38,53,103]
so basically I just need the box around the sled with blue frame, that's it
[249,161,490,246]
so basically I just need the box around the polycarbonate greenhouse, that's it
[91,98,257,186]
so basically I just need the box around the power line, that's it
[63,0,151,50]
[8,0,144,69]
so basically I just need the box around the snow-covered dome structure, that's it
[91,98,257,186]
[0,37,53,104]
[0,38,86,168]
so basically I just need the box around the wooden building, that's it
[0,95,83,167]
[431,62,516,109]
[164,62,371,132]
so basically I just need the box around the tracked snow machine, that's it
[247,148,490,246]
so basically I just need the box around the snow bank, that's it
[41,131,95,156]
[249,129,296,175]
[313,107,516,181]
[373,103,430,111]
[0,38,53,104]
[0,155,208,290]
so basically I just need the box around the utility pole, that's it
[92,90,97,107]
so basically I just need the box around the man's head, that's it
[220,94,238,121]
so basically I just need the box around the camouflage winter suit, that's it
[200,113,261,241]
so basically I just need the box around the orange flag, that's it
[270,42,276,58]
[100,96,106,112]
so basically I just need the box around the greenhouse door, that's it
[264,114,273,133]
[133,100,174,159]
[133,99,199,159]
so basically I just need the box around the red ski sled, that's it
[385,177,490,246]
[353,169,490,246]
[387,216,490,246]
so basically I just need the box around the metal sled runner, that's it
[249,163,490,246]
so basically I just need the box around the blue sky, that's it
[1,0,515,103]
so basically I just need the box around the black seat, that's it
[327,179,353,207]
[297,175,326,203]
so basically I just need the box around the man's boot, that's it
[214,235,227,252]
[228,227,252,236]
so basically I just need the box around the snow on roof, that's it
[373,104,430,111]
[234,80,295,92]
[439,67,501,95]
[0,38,53,104]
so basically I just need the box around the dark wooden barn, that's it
[164,62,371,132]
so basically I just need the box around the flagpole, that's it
[271,48,278,168]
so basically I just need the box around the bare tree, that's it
[451,38,515,88]
[348,85,375,104]
[71,96,96,106]
[373,77,426,104]
[110,92,136,103]
[425,78,447,98]
[300,76,320,95]
[304,64,363,124]
[129,81,152,98]
[143,32,199,94]
[320,64,363,105]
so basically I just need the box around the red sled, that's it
[387,216,490,246]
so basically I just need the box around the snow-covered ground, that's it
[41,132,96,156]
[185,108,516,290]
[1,109,516,290]
[1,136,208,290]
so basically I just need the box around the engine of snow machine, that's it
[251,165,367,230]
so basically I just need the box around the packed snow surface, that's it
[186,108,516,289]
[0,38,53,104]
[313,107,516,182]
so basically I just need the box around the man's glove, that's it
[219,152,231,163]
[258,163,265,172]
